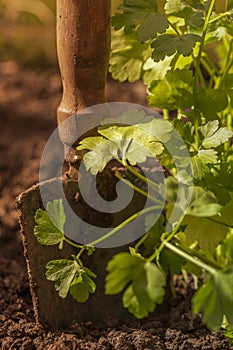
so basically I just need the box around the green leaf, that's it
[192,276,223,330]
[45,199,66,232]
[148,69,194,109]
[193,267,233,329]
[215,229,233,267]
[224,73,233,90]
[160,248,186,274]
[182,260,202,276]
[203,126,233,148]
[144,261,165,302]
[197,149,218,164]
[106,252,143,294]
[205,163,233,205]
[165,0,204,14]
[145,213,165,236]
[199,120,233,148]
[187,187,222,217]
[137,13,169,42]
[186,10,204,27]
[224,325,233,346]
[77,137,118,175]
[174,54,193,70]
[151,34,201,62]
[101,109,153,125]
[143,56,173,85]
[99,123,163,164]
[166,183,222,231]
[77,135,121,175]
[46,258,96,302]
[76,136,107,151]
[165,0,190,16]
[123,261,166,318]
[34,199,65,246]
[191,155,210,179]
[138,118,173,143]
[78,115,172,174]
[119,0,158,10]
[112,0,168,42]
[173,119,194,147]
[123,284,154,318]
[165,0,204,27]
[218,194,233,227]
[199,120,218,139]
[195,88,228,120]
[221,74,233,106]
[109,29,151,82]
[70,274,96,303]
[106,252,166,318]
[183,216,229,251]
[228,90,233,107]
[46,260,78,298]
[182,0,205,11]
[143,215,165,254]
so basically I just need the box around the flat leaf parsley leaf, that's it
[105,250,166,318]
[34,199,65,246]
[151,34,201,62]
[193,267,233,329]
[77,136,118,175]
[70,268,97,303]
[110,29,151,82]
[165,0,204,27]
[112,0,168,42]
[148,69,194,110]
[77,113,172,175]
[199,120,233,148]
[186,187,222,217]
[46,258,96,302]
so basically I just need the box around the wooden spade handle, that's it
[56,0,111,143]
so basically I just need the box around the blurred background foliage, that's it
[0,0,226,69]
[0,0,56,68]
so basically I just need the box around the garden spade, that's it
[16,0,130,329]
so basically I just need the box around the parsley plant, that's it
[34,0,233,333]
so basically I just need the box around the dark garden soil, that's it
[0,61,232,350]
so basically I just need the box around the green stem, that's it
[134,233,149,252]
[115,172,164,206]
[87,205,161,247]
[198,67,207,88]
[194,0,216,89]
[64,236,84,249]
[193,0,216,141]
[185,140,198,152]
[165,241,216,275]
[167,20,181,35]
[208,12,228,24]
[227,109,232,130]
[170,275,176,298]
[173,237,223,270]
[163,109,170,120]
[194,118,200,149]
[148,219,183,262]
[117,158,161,193]
[206,217,233,229]
[76,247,86,259]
